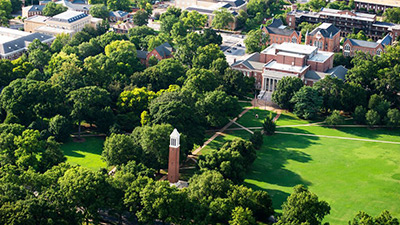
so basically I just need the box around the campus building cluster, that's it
[232,42,347,100]
[286,6,400,41]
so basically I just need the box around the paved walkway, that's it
[192,108,250,155]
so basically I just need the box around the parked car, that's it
[233,47,237,50]
[227,49,232,53]
[237,43,242,47]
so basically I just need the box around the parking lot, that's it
[219,33,249,65]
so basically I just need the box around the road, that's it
[219,32,248,65]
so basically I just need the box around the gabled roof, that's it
[265,27,298,36]
[109,10,129,18]
[231,52,264,71]
[153,42,173,58]
[137,50,148,59]
[345,38,380,48]
[23,5,45,12]
[268,18,284,28]
[377,33,392,46]
[0,32,54,55]
[225,0,246,7]
[304,65,347,81]
[326,65,347,80]
[309,23,340,38]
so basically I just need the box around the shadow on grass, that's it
[237,108,277,127]
[246,127,319,190]
[246,182,290,211]
[61,137,105,158]
[336,127,400,140]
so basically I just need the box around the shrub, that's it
[386,108,400,128]
[353,106,366,124]
[366,110,380,126]
[262,113,276,135]
[249,131,263,150]
[325,110,344,126]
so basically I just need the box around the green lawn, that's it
[61,137,106,171]
[200,107,400,224]
[200,130,252,155]
[245,132,400,224]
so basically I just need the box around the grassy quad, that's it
[60,137,106,171]
[200,107,400,224]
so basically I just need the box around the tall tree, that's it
[244,29,268,53]
[181,10,207,31]
[272,77,304,110]
[212,8,234,30]
[68,86,111,138]
[42,2,67,17]
[132,10,148,26]
[290,86,323,120]
[102,133,143,166]
[277,185,331,225]
[89,4,109,19]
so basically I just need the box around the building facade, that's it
[231,43,347,100]
[25,11,101,36]
[262,18,302,45]
[287,7,400,41]
[137,42,174,66]
[352,0,400,13]
[22,5,45,18]
[305,23,341,52]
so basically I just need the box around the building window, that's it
[292,37,297,43]
[344,44,351,51]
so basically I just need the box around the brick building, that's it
[262,18,302,45]
[22,5,45,18]
[231,43,347,100]
[137,42,174,66]
[352,0,400,13]
[287,7,400,41]
[343,34,392,57]
[109,10,129,22]
[305,23,341,52]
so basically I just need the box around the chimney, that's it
[291,4,297,11]
[234,58,236,63]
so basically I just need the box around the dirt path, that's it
[192,108,250,155]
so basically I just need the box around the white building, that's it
[0,27,55,60]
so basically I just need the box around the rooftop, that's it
[265,60,309,74]
[309,23,340,38]
[354,0,400,7]
[50,10,88,23]
[25,15,49,23]
[109,10,129,18]
[0,28,54,55]
[308,51,334,63]
[23,5,45,12]
[346,38,380,48]
[289,8,376,22]
[275,42,317,56]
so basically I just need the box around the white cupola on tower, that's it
[170,128,180,148]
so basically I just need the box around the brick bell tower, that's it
[168,129,180,183]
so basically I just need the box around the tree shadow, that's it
[245,182,290,212]
[63,150,85,158]
[336,127,400,140]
